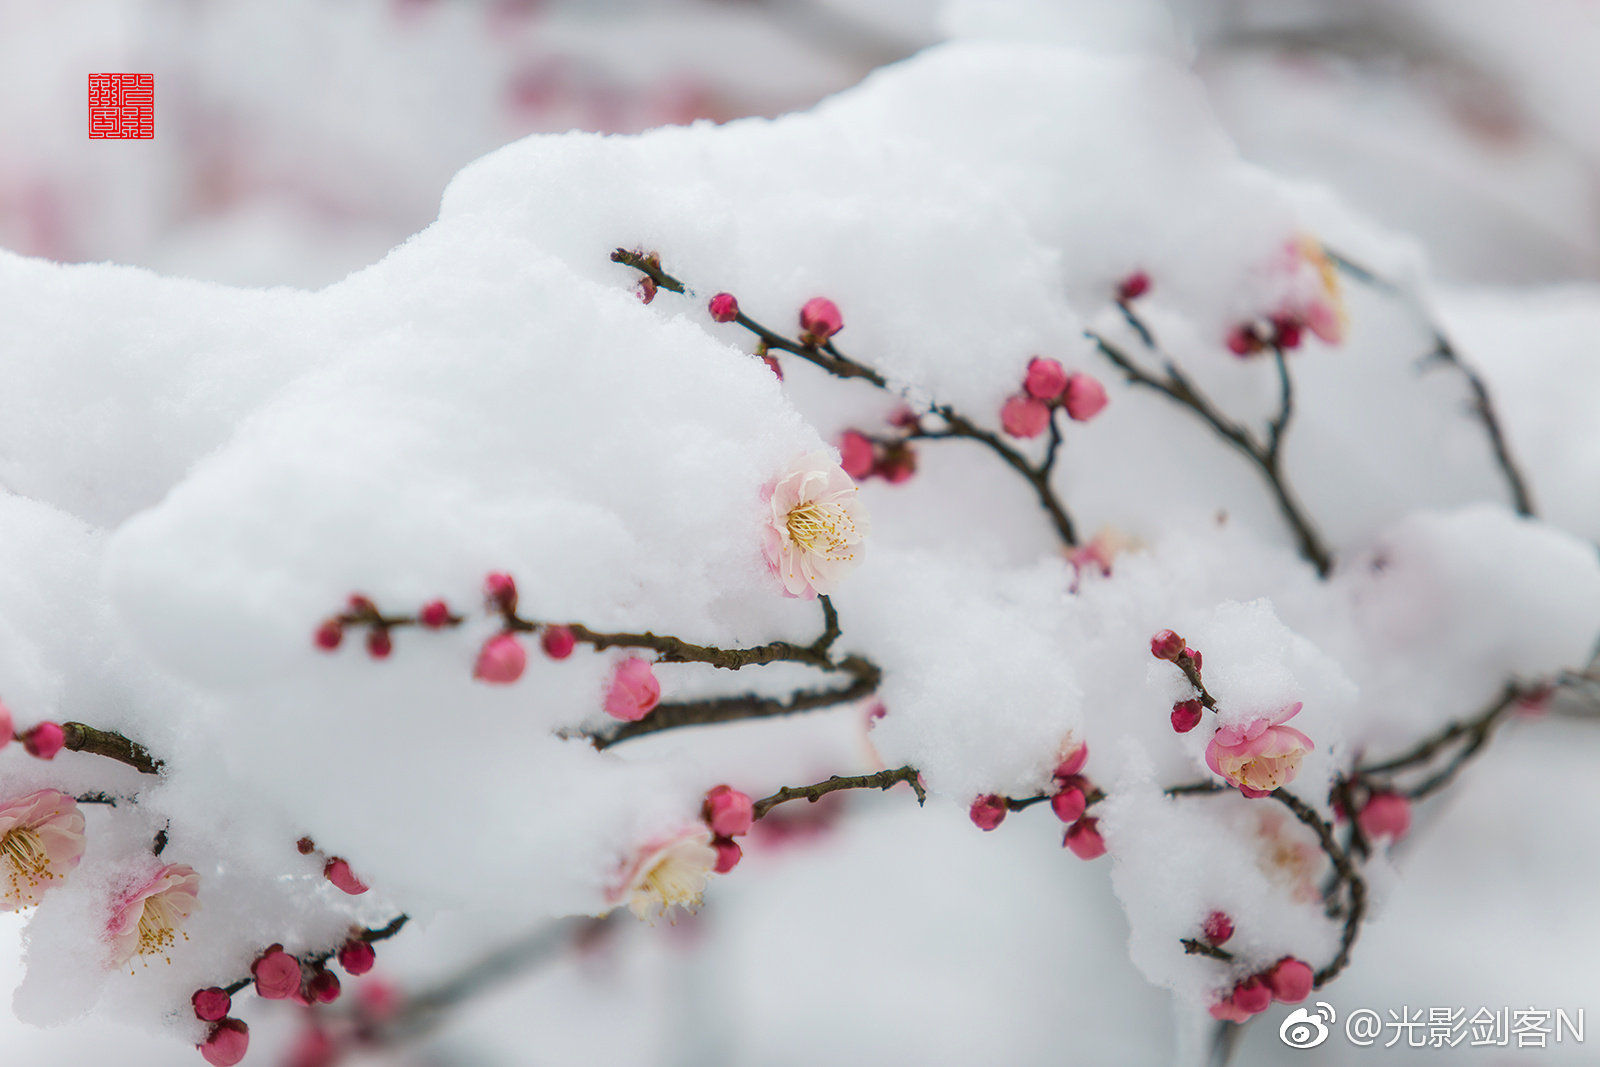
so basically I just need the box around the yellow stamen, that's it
[785,501,858,559]
[1,828,54,905]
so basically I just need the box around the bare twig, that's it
[752,764,925,819]
[61,722,163,775]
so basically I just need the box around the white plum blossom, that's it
[762,451,870,599]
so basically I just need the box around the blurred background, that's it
[4,1,1600,1064]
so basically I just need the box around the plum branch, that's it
[611,247,1081,546]
[1090,325,1332,577]
[60,721,163,775]
[751,764,925,819]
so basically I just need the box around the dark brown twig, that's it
[61,722,163,775]
[1182,937,1236,962]
[752,764,925,819]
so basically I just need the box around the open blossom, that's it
[106,863,201,967]
[607,828,719,922]
[0,790,86,910]
[762,451,869,599]
[1205,702,1314,798]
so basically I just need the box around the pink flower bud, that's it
[1062,373,1108,422]
[1054,742,1089,780]
[838,431,875,479]
[712,837,742,873]
[1150,629,1185,661]
[1266,957,1314,1003]
[22,721,65,760]
[1117,271,1151,302]
[1024,357,1068,401]
[1000,394,1050,438]
[1357,792,1411,843]
[285,1028,339,1067]
[1171,699,1203,733]
[307,968,342,1004]
[1272,316,1303,350]
[703,785,755,838]
[1205,703,1313,797]
[192,987,232,1022]
[969,794,1007,831]
[1184,648,1203,671]
[0,700,10,750]
[365,629,393,659]
[799,297,842,342]
[604,657,661,721]
[338,939,376,976]
[1050,783,1087,824]
[1064,817,1107,859]
[484,572,518,613]
[199,1019,250,1067]
[1201,910,1233,945]
[761,353,784,379]
[636,276,657,304]
[1225,325,1262,357]
[874,443,917,485]
[540,625,576,660]
[253,946,302,1000]
[418,600,451,628]
[324,858,369,895]
[474,633,527,684]
[1231,976,1273,1015]
[708,292,740,323]
[314,619,343,651]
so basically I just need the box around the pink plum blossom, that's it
[1064,817,1107,859]
[837,431,875,480]
[1205,702,1314,798]
[192,987,231,1022]
[608,827,719,922]
[0,789,86,910]
[1024,356,1068,400]
[1050,781,1086,823]
[199,1019,250,1067]
[702,785,754,838]
[1358,792,1412,843]
[999,394,1050,438]
[1054,741,1089,780]
[604,657,661,721]
[1061,373,1108,422]
[474,632,527,684]
[106,863,201,967]
[253,945,302,999]
[1171,699,1203,733]
[711,837,742,873]
[761,451,870,599]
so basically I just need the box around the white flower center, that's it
[1,828,53,904]
[785,500,858,559]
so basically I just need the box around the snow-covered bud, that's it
[1000,394,1050,438]
[875,443,917,485]
[473,633,527,685]
[1357,791,1412,843]
[324,858,369,895]
[314,619,343,651]
[1171,699,1203,733]
[1231,976,1273,1015]
[799,297,842,342]
[483,571,518,613]
[540,625,577,660]
[198,1019,250,1067]
[307,968,342,1004]
[338,939,376,976]
[838,431,875,480]
[1062,373,1108,422]
[1266,957,1314,1003]
[1050,781,1087,824]
[364,628,392,660]
[192,987,232,1022]
[703,785,755,838]
[1201,910,1233,946]
[708,292,740,323]
[1117,271,1150,302]
[1064,817,1107,859]
[21,721,65,760]
[253,946,301,1000]
[712,836,742,874]
[418,600,452,628]
[1024,356,1068,401]
[1205,702,1314,798]
[604,657,661,721]
[1054,742,1089,780]
[969,794,1007,831]
[1150,629,1185,661]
